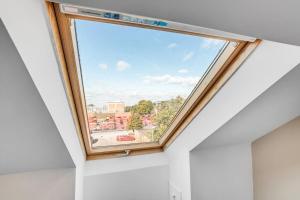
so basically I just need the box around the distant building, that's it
[87,101,155,132]
[102,102,125,113]
[141,115,152,126]
[87,112,97,132]
[87,112,131,132]
[115,112,131,130]
[86,104,101,113]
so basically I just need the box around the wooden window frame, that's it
[46,1,260,160]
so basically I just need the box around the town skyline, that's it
[87,96,185,146]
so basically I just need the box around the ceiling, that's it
[194,64,300,150]
[0,0,299,174]
[0,20,74,174]
[54,0,300,46]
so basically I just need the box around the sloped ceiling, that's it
[0,20,74,174]
[194,65,300,150]
[54,0,300,46]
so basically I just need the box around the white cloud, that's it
[167,43,177,49]
[116,60,130,71]
[178,68,189,73]
[98,63,108,70]
[84,83,189,107]
[201,38,223,48]
[182,51,194,62]
[144,74,199,86]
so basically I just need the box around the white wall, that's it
[83,154,169,200]
[84,165,169,200]
[166,41,300,200]
[190,143,253,200]
[0,168,75,200]
[84,152,168,176]
[0,1,85,199]
[189,66,300,200]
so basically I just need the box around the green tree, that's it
[128,113,143,132]
[125,106,132,112]
[133,100,154,115]
[153,109,173,141]
[152,96,184,141]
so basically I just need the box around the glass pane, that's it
[75,19,226,148]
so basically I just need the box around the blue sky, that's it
[75,19,225,107]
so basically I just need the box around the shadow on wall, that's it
[0,19,74,175]
[252,117,300,200]
[0,168,76,200]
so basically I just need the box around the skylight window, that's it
[47,2,259,159]
[75,19,226,148]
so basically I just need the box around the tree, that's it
[128,113,143,132]
[125,106,132,112]
[152,96,185,141]
[153,108,173,141]
[133,100,154,115]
